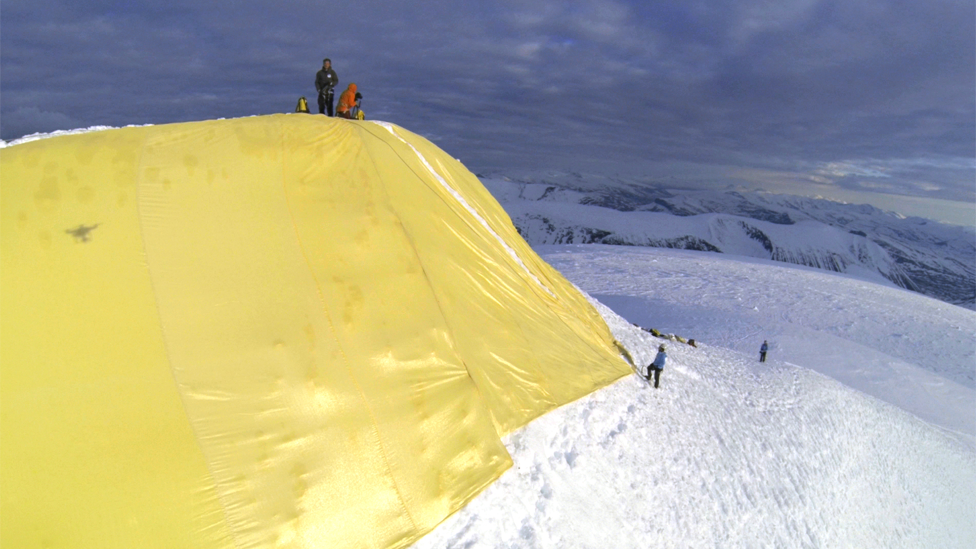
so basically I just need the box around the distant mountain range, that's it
[478,172,976,310]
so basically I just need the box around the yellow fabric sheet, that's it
[0,115,630,549]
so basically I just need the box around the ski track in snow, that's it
[412,245,976,549]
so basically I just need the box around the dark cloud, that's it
[2,0,973,208]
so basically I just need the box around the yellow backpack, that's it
[295,96,309,113]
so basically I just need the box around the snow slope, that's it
[412,245,976,549]
[542,245,976,439]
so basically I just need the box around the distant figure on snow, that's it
[315,58,339,116]
[759,340,769,363]
[646,344,667,388]
[337,83,359,119]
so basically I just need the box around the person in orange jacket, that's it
[336,83,358,119]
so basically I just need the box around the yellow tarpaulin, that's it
[0,115,630,549]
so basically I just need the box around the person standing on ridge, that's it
[759,340,769,363]
[646,344,667,388]
[336,83,358,119]
[315,58,339,116]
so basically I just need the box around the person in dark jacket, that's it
[315,58,339,116]
[646,344,667,388]
[759,340,769,362]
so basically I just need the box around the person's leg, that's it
[317,93,326,114]
[653,368,661,388]
[326,92,335,117]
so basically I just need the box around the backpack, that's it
[295,96,309,113]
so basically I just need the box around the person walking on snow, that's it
[315,58,338,116]
[336,83,358,119]
[759,340,769,363]
[646,344,667,388]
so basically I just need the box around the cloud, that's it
[815,162,892,179]
[801,156,976,202]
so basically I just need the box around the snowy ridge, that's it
[481,175,976,309]
[412,245,976,549]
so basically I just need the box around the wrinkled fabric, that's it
[0,114,630,549]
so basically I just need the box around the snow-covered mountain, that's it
[479,172,976,309]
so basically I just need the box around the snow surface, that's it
[544,245,976,439]
[412,245,976,549]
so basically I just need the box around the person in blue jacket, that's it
[646,344,667,388]
[759,340,769,363]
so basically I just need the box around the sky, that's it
[2,0,974,217]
